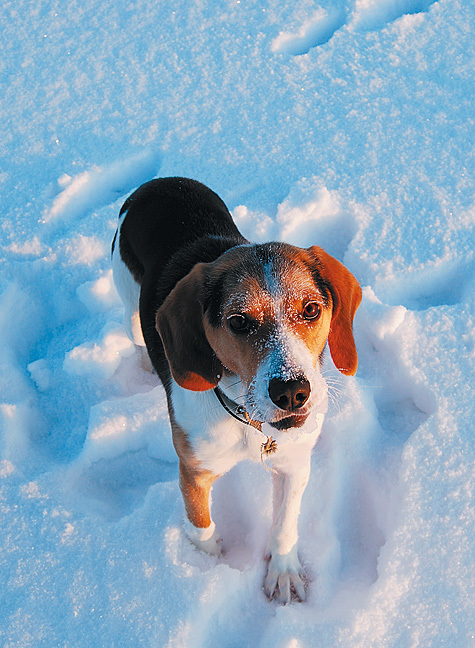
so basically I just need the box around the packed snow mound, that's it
[1,0,474,646]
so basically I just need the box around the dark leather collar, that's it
[213,386,262,432]
[213,387,278,463]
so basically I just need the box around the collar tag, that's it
[214,387,278,473]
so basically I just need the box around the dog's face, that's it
[156,243,361,429]
[202,245,333,429]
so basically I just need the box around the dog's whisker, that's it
[230,379,245,388]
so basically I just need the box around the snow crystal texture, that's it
[1,0,474,646]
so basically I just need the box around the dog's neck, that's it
[213,385,262,431]
[213,385,278,466]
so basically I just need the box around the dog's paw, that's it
[191,532,222,557]
[264,547,307,604]
[183,519,222,557]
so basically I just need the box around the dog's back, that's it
[115,177,245,284]
[112,177,247,385]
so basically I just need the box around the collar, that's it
[213,386,278,461]
[213,386,262,431]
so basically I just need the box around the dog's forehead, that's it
[211,243,327,312]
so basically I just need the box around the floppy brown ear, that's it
[155,263,223,391]
[308,246,362,376]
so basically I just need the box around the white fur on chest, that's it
[170,379,325,476]
[171,381,262,474]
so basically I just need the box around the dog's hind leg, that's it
[112,229,146,349]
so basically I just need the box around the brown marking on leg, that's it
[179,460,218,528]
[170,413,219,529]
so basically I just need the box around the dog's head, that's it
[156,243,361,429]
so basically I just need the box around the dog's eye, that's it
[227,314,249,333]
[303,302,321,320]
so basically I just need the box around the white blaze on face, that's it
[247,327,328,422]
[246,259,329,423]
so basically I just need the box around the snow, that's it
[1,0,474,645]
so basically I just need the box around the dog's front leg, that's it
[264,459,311,604]
[179,460,222,556]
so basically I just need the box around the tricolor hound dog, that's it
[112,177,361,604]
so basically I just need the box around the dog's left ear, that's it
[308,246,362,376]
[155,263,223,391]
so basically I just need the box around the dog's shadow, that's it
[210,461,273,569]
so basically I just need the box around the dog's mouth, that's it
[268,413,309,430]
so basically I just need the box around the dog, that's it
[111,177,361,603]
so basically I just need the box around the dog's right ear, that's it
[156,263,223,391]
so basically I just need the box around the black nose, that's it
[268,377,311,412]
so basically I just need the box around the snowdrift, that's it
[1,0,474,646]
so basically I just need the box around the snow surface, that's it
[1,0,474,646]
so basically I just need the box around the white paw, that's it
[191,532,222,557]
[183,519,222,557]
[264,546,307,604]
